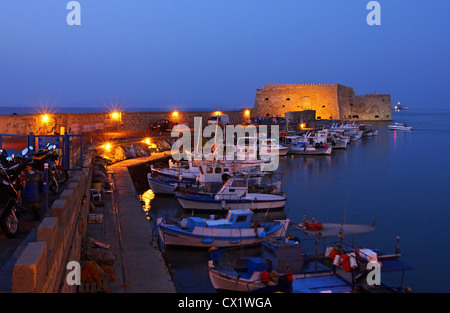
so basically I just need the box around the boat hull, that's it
[289,146,332,155]
[157,220,289,248]
[176,195,286,211]
[148,176,178,194]
[389,126,412,131]
[208,267,265,292]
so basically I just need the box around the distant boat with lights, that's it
[388,123,412,131]
[393,102,408,111]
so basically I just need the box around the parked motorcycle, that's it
[21,146,61,195]
[0,159,26,238]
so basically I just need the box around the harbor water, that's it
[142,109,450,293]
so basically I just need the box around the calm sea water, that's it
[144,109,450,293]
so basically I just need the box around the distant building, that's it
[253,83,391,121]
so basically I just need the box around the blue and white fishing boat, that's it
[156,209,290,248]
[176,177,287,211]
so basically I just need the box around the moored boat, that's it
[176,176,286,211]
[289,144,332,155]
[208,236,353,293]
[156,209,290,248]
[208,220,413,293]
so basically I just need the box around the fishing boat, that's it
[156,209,290,248]
[289,143,332,155]
[388,123,412,131]
[208,236,353,293]
[150,160,198,183]
[208,220,413,293]
[148,158,269,195]
[176,176,287,211]
[148,176,180,195]
[259,138,290,157]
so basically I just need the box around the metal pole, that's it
[43,163,49,216]
[28,132,34,149]
[63,131,70,170]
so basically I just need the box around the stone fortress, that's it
[253,83,392,121]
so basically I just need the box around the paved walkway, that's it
[88,152,175,293]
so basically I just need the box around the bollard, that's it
[43,163,49,216]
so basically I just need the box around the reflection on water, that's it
[139,189,155,219]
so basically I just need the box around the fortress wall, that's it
[337,84,356,120]
[350,94,391,120]
[254,83,340,120]
[254,83,392,121]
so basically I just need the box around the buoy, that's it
[328,248,338,261]
[260,272,270,284]
[333,255,340,266]
[341,254,351,272]
[285,270,293,283]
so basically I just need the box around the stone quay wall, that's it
[0,110,249,136]
[11,147,95,292]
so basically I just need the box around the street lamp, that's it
[41,114,50,124]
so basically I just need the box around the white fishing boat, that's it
[147,176,187,195]
[388,123,412,131]
[289,143,332,155]
[330,122,363,141]
[150,160,199,183]
[156,209,290,248]
[148,158,270,195]
[176,176,287,211]
[259,138,290,156]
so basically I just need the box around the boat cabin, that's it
[197,162,233,183]
[261,238,305,274]
[280,135,307,146]
[186,209,253,231]
[215,177,248,199]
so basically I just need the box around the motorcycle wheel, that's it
[0,207,19,238]
[55,167,69,184]
[49,176,59,195]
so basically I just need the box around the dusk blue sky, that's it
[0,1,449,112]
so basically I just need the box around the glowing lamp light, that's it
[172,111,179,118]
[214,111,221,116]
[103,143,112,151]
[300,123,305,129]
[144,138,151,145]
[111,111,121,121]
[244,109,250,117]
[41,114,50,124]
